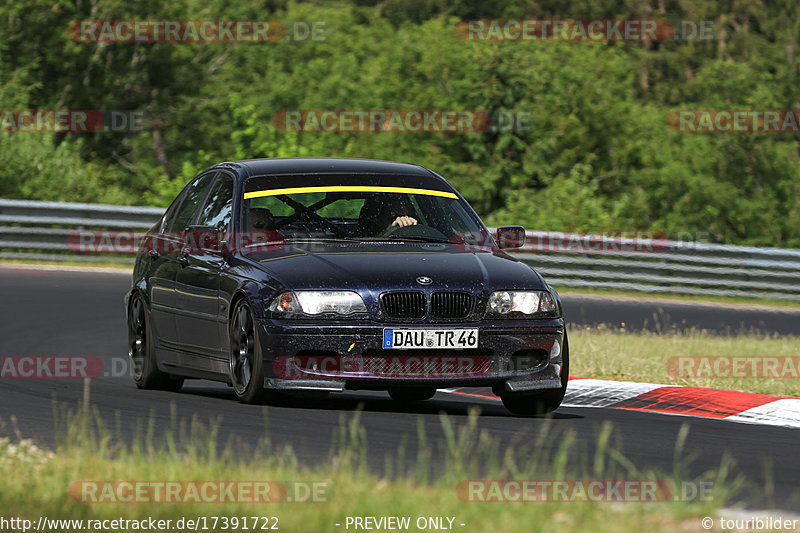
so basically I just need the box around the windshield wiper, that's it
[283,236,359,243]
[283,236,455,244]
[384,236,453,244]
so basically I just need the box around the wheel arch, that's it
[227,280,265,326]
[126,277,151,313]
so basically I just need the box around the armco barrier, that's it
[1,199,798,300]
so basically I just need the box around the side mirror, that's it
[496,226,526,250]
[185,225,227,254]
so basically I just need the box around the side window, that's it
[166,172,216,233]
[196,173,235,230]
[160,194,185,233]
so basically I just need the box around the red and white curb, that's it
[563,378,800,429]
[444,378,800,429]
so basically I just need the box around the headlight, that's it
[487,290,559,317]
[268,291,367,316]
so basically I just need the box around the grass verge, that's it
[0,402,754,533]
[570,327,800,397]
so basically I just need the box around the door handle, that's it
[178,249,190,268]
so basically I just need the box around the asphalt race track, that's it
[565,293,800,336]
[1,267,798,510]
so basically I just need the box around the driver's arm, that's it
[389,216,418,229]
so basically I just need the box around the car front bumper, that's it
[257,318,566,393]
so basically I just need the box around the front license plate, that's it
[382,328,478,350]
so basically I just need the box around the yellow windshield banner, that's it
[243,185,458,200]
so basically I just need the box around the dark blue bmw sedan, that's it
[126,158,568,415]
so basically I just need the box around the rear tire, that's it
[388,387,437,402]
[128,293,184,391]
[501,329,569,416]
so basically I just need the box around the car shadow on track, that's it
[177,385,582,420]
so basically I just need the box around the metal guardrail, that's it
[514,231,800,300]
[0,199,163,265]
[1,198,799,300]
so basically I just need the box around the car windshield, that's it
[241,174,488,244]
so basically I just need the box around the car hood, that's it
[243,242,547,293]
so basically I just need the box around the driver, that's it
[357,194,417,236]
[390,214,418,229]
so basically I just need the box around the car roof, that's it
[212,157,438,178]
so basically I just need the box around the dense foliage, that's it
[1,0,798,246]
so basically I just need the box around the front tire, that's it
[128,293,183,391]
[229,300,270,404]
[501,330,570,416]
